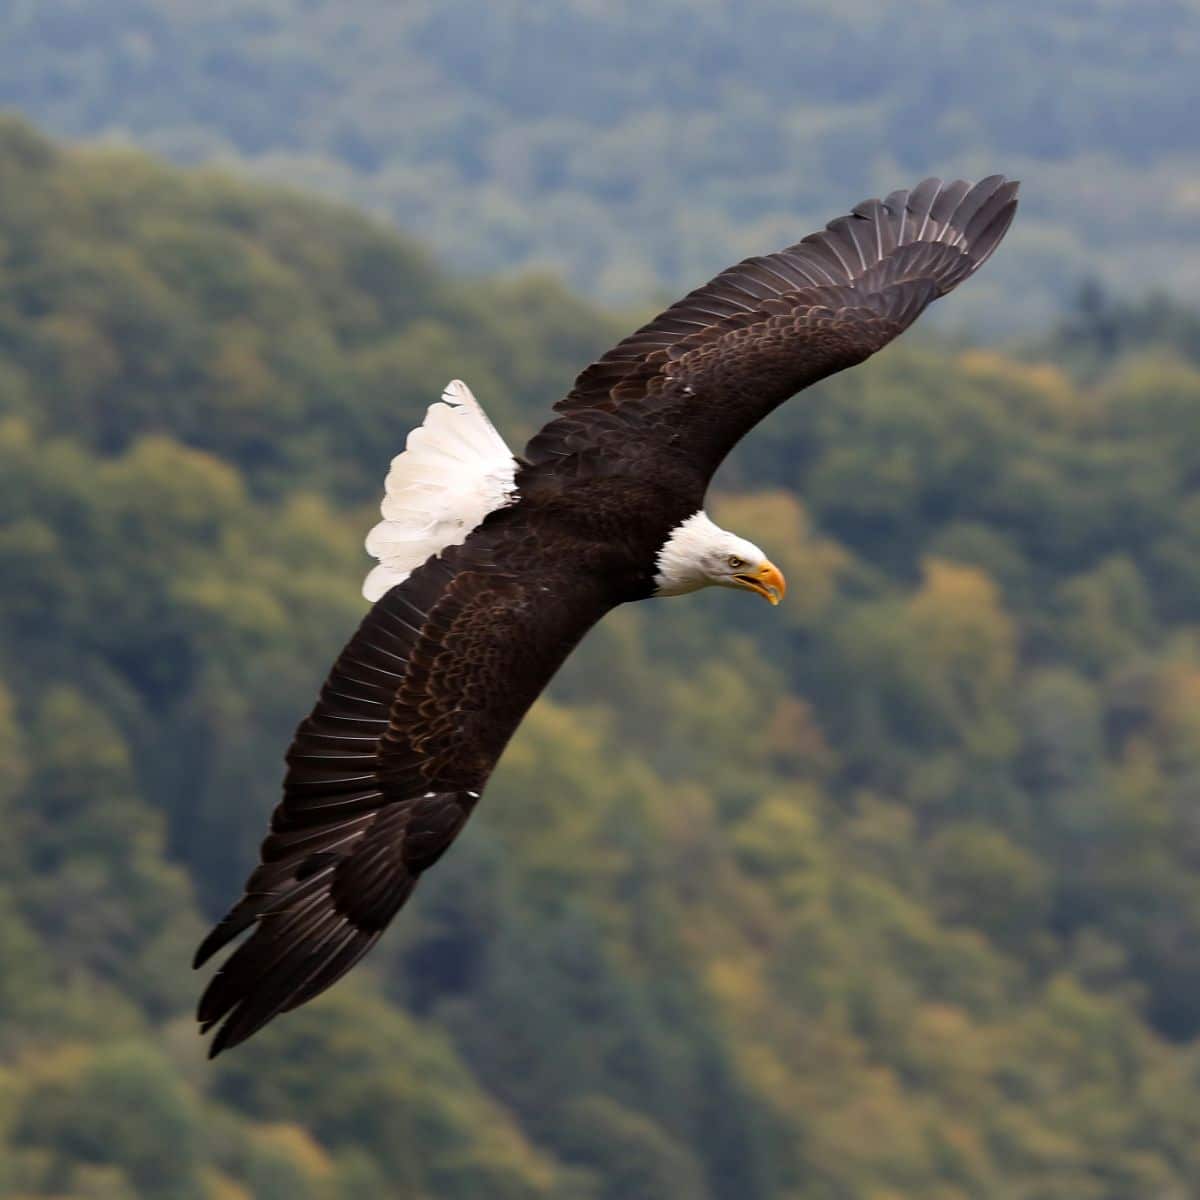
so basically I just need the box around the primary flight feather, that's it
[195,176,1019,1055]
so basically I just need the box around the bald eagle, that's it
[195,176,1018,1055]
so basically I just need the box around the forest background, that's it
[3,3,1200,1196]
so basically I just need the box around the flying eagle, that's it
[195,176,1018,1055]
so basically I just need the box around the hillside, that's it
[3,0,1200,329]
[4,117,1200,1197]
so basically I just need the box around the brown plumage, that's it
[195,176,1019,1055]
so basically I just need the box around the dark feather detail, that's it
[526,176,1018,484]
[195,536,612,1055]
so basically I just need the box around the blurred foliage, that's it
[3,0,1200,330]
[4,118,1200,1196]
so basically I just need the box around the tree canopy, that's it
[3,0,1200,328]
[4,117,1200,1197]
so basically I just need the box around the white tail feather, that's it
[363,380,516,601]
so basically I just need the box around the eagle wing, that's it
[525,176,1018,484]
[195,528,610,1056]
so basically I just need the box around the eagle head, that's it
[652,511,786,605]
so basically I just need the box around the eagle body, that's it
[196,176,1019,1055]
[514,471,708,599]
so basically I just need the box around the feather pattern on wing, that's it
[196,529,612,1056]
[525,176,1018,484]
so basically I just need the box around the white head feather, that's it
[653,511,775,598]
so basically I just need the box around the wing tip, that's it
[886,173,1020,292]
[197,920,382,1058]
[785,173,1019,299]
[193,916,240,970]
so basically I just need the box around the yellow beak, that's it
[734,561,787,606]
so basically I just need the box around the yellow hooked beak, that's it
[734,561,787,606]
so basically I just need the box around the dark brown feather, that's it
[195,522,615,1056]
[525,176,1018,484]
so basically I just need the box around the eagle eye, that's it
[728,555,745,570]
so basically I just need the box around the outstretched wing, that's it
[525,176,1018,483]
[195,527,610,1056]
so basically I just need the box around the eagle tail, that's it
[363,380,517,602]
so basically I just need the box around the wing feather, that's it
[525,176,1017,481]
[195,530,610,1056]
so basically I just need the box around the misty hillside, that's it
[3,0,1199,328]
